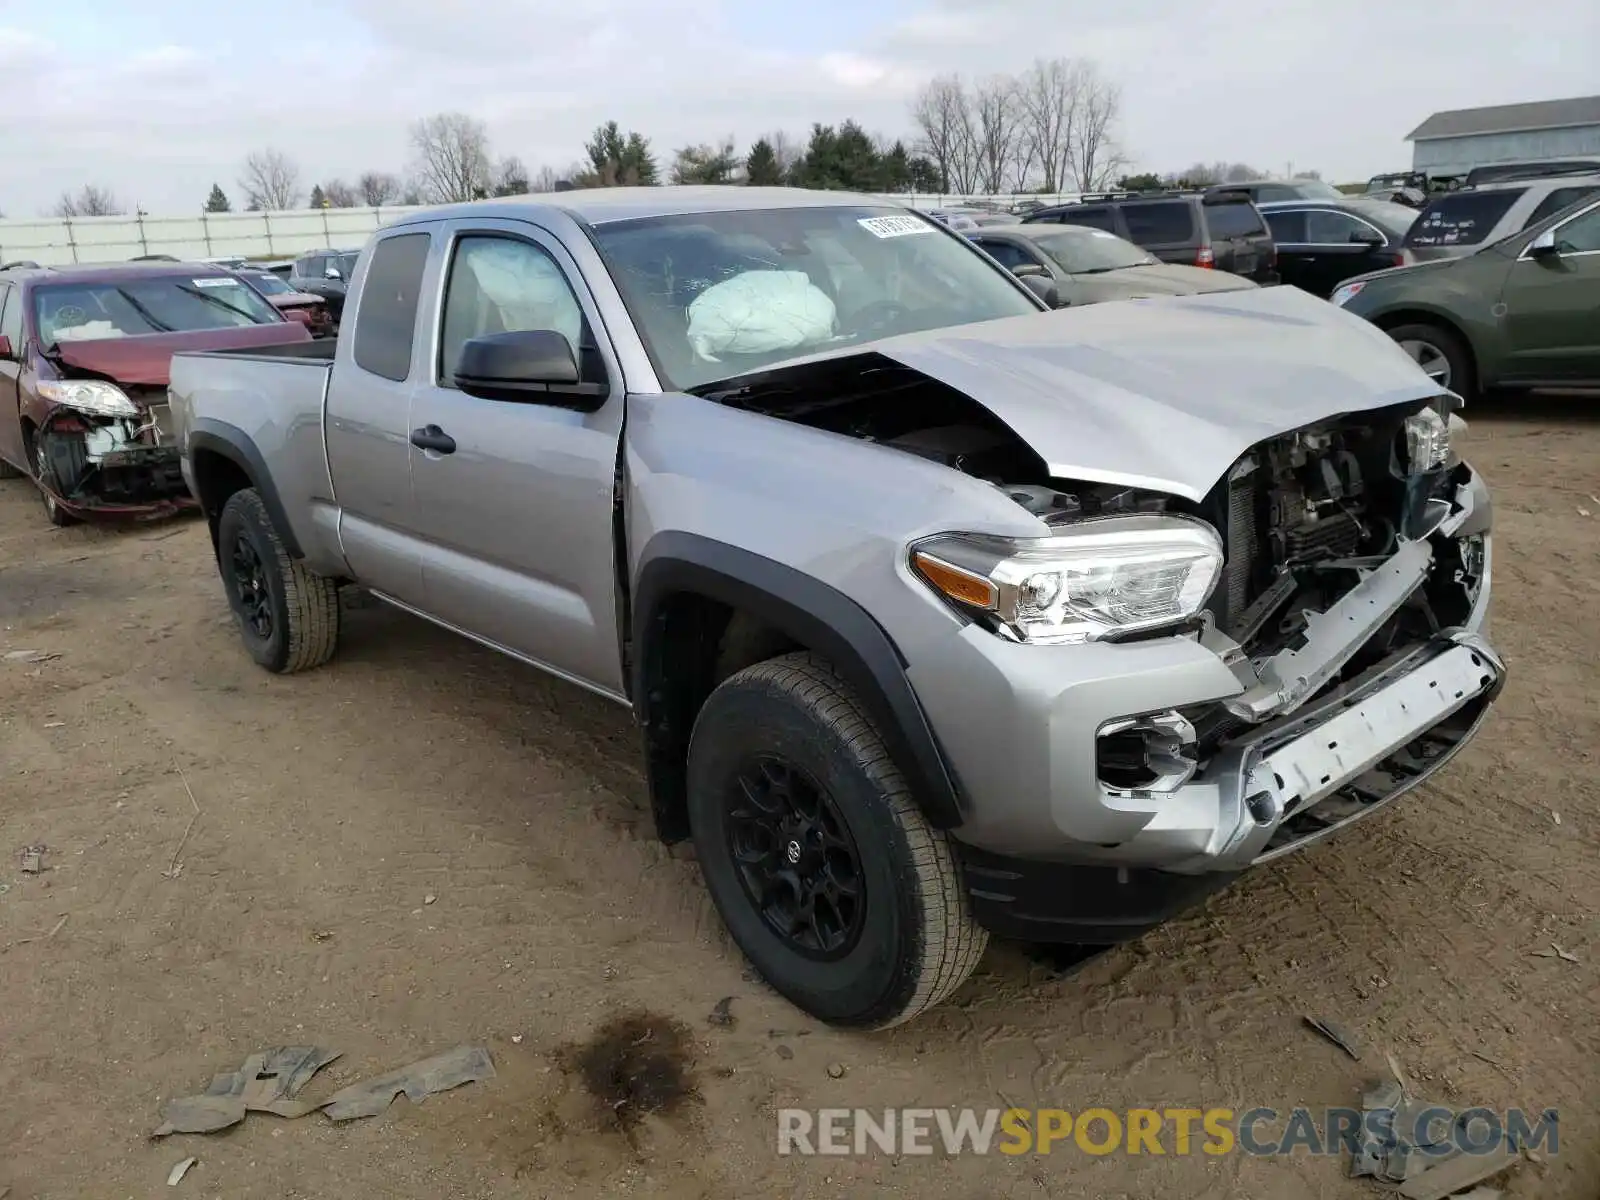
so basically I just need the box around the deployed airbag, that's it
[687,270,836,361]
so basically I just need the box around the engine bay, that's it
[35,389,190,514]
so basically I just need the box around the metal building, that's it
[1407,95,1600,176]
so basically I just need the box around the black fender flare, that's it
[188,419,303,558]
[631,532,965,834]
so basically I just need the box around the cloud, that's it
[0,0,1595,215]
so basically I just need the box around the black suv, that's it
[1023,191,1278,283]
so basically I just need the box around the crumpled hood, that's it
[870,284,1444,501]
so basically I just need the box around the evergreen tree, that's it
[203,183,231,213]
[744,139,783,186]
[308,184,327,209]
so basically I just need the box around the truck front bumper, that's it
[905,467,1501,939]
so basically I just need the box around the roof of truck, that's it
[386,186,895,228]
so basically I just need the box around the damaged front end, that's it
[35,379,194,520]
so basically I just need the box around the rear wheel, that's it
[216,488,340,673]
[1389,322,1476,400]
[687,652,988,1028]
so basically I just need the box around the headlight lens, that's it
[38,379,139,418]
[1403,405,1450,472]
[1330,281,1366,307]
[911,514,1224,644]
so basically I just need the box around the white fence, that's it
[0,193,1085,266]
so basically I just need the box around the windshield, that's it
[32,275,282,344]
[244,272,293,295]
[591,205,1040,390]
[1029,227,1155,273]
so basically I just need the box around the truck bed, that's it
[169,338,340,568]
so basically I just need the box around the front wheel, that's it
[687,652,988,1028]
[1389,322,1476,400]
[216,488,340,673]
[34,439,79,527]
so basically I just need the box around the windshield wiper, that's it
[175,284,266,323]
[114,288,175,333]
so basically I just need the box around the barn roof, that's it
[1407,95,1600,141]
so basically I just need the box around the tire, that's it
[34,438,80,527]
[1388,322,1476,400]
[216,488,340,673]
[687,651,987,1029]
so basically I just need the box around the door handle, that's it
[410,425,456,454]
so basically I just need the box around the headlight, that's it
[1330,281,1365,307]
[1403,405,1450,473]
[38,380,139,418]
[911,514,1224,644]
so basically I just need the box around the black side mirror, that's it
[1349,228,1385,246]
[454,329,608,410]
[1019,274,1061,308]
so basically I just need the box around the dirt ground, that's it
[1,399,1596,1200]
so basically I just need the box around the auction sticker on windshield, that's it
[191,278,242,288]
[859,215,934,239]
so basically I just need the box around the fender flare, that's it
[188,419,303,558]
[631,532,965,833]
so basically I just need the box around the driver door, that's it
[0,283,25,471]
[406,219,628,698]
[1499,200,1600,382]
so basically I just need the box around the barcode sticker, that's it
[191,278,240,288]
[858,215,934,239]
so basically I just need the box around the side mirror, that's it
[454,329,607,410]
[1528,228,1561,258]
[1019,274,1060,308]
[1011,263,1049,279]
[1349,228,1385,246]
[324,267,343,281]
[0,334,12,359]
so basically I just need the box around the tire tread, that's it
[222,489,339,673]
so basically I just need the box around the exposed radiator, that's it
[1223,458,1259,627]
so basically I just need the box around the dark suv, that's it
[1023,191,1278,283]
[287,248,362,320]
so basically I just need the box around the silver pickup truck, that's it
[169,187,1502,1028]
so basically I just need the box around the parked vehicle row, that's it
[151,185,1502,1030]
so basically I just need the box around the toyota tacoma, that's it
[167,188,1502,1028]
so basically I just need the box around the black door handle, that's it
[410,425,456,454]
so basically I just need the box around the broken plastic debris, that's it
[153,1045,494,1135]
[166,1156,196,1186]
[320,1045,496,1120]
[1531,943,1579,962]
[154,1046,341,1135]
[19,846,43,874]
[1303,1014,1363,1060]
[707,996,735,1029]
[4,649,60,664]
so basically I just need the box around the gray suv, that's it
[169,188,1502,1028]
[1404,173,1600,261]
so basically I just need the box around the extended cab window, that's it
[351,233,430,382]
[438,236,585,387]
[1121,202,1196,245]
[1405,190,1524,248]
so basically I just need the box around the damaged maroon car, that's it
[0,262,311,525]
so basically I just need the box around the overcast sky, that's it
[1,0,1595,216]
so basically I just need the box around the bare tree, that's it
[910,75,978,194]
[1067,64,1126,190]
[768,131,803,179]
[972,76,1021,194]
[320,179,360,208]
[239,148,300,211]
[52,184,123,217]
[409,112,493,203]
[1015,58,1081,193]
[358,171,401,206]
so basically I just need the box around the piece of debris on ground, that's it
[707,997,735,1029]
[320,1046,495,1121]
[1348,1079,1526,1198]
[3,649,59,664]
[165,1156,196,1187]
[153,1044,495,1135]
[1303,1014,1363,1060]
[1530,942,1579,962]
[19,846,44,875]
